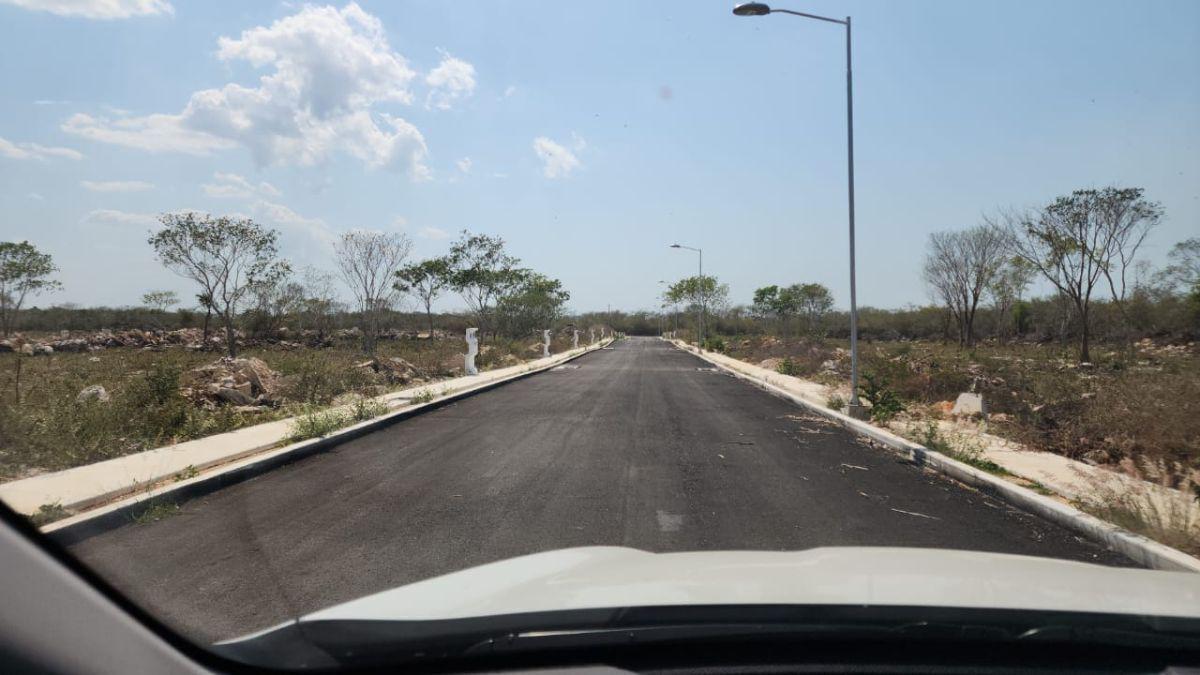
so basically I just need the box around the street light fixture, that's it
[731,2,865,418]
[670,244,704,348]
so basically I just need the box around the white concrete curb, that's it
[39,339,614,543]
[665,339,1200,573]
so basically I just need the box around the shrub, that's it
[776,357,801,377]
[826,394,846,411]
[287,408,350,443]
[858,371,905,422]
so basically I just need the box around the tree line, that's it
[647,187,1197,355]
[2,214,572,357]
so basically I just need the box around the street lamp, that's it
[732,2,865,418]
[670,244,704,348]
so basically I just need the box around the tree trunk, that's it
[202,308,211,345]
[223,314,237,358]
[1079,305,1091,363]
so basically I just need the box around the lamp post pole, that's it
[732,3,864,416]
[670,244,704,348]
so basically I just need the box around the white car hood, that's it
[302,546,1200,623]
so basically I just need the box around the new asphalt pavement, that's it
[66,337,1133,642]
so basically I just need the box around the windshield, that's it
[1,0,1199,668]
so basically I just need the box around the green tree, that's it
[495,273,571,338]
[141,290,179,313]
[395,256,454,335]
[998,187,1161,361]
[666,275,728,342]
[447,231,527,339]
[0,241,61,336]
[148,213,290,357]
[790,283,834,336]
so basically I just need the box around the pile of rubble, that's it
[179,357,283,408]
[0,326,465,356]
[354,357,426,386]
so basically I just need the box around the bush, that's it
[702,336,727,353]
[776,357,801,377]
[858,371,905,423]
[826,394,846,411]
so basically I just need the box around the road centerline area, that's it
[66,337,1134,642]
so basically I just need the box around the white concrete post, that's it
[573,329,579,349]
[542,329,551,358]
[589,328,595,344]
[465,327,479,375]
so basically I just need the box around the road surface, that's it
[67,337,1132,642]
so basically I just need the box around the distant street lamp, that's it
[732,2,865,417]
[670,244,704,347]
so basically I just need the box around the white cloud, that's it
[456,157,472,174]
[62,112,232,155]
[251,199,335,245]
[532,136,581,179]
[0,135,83,161]
[202,171,281,199]
[80,209,159,226]
[61,3,431,178]
[502,85,517,99]
[418,226,449,240]
[0,0,173,19]
[425,50,476,110]
[81,180,154,192]
[392,215,408,228]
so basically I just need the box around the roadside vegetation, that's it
[1,221,606,481]
[640,186,1199,551]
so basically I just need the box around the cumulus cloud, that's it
[80,209,159,226]
[61,3,431,178]
[0,135,83,161]
[425,50,476,110]
[418,226,449,240]
[0,0,173,19]
[532,136,582,179]
[81,180,154,192]
[202,171,281,199]
[456,157,472,174]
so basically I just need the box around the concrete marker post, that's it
[464,327,479,375]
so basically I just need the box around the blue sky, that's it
[1,0,1197,314]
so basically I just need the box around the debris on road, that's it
[840,463,870,471]
[891,508,939,520]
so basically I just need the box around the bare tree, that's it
[334,230,412,355]
[149,213,290,357]
[298,266,339,342]
[922,224,1008,347]
[987,258,1034,340]
[996,187,1161,361]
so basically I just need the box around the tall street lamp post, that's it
[670,244,704,348]
[732,2,865,418]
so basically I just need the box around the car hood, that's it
[300,546,1200,623]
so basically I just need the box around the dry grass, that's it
[0,336,528,479]
[724,335,1200,486]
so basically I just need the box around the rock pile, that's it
[180,357,282,407]
[354,357,424,385]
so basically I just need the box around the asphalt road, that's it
[67,337,1133,642]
